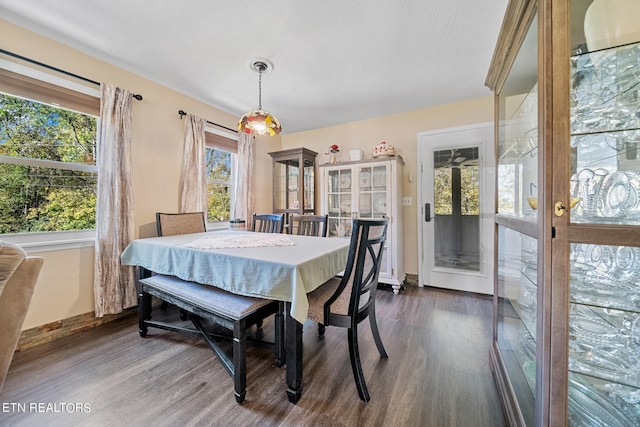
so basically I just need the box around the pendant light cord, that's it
[257,66,264,109]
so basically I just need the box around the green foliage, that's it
[208,183,231,222]
[206,148,232,222]
[0,93,97,233]
[26,188,96,231]
[433,166,480,216]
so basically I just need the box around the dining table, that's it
[120,229,350,403]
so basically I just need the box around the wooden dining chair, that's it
[306,218,389,402]
[156,211,206,236]
[252,213,284,233]
[289,214,328,237]
[155,212,207,312]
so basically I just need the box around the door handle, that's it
[425,203,432,222]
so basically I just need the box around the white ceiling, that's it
[0,0,508,135]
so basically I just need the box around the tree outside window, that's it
[206,146,234,222]
[0,93,97,233]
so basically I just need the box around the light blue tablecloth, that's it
[121,230,350,323]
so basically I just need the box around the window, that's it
[0,67,99,235]
[205,129,237,223]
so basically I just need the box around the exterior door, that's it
[418,123,494,294]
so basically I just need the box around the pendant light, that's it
[238,59,282,136]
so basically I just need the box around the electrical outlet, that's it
[402,197,412,206]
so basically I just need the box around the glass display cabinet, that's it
[269,148,317,230]
[319,156,405,292]
[487,0,640,425]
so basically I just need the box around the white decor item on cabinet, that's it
[349,148,364,161]
[584,0,640,51]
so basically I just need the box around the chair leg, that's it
[348,326,370,402]
[369,307,388,358]
[233,320,247,404]
[318,323,326,336]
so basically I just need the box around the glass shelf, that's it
[570,42,640,226]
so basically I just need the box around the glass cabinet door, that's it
[273,159,300,211]
[304,162,315,210]
[327,166,354,237]
[357,165,388,219]
[495,12,539,427]
[497,226,537,424]
[567,2,640,425]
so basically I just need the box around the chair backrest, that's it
[290,214,328,237]
[156,212,206,237]
[252,213,284,233]
[324,218,389,325]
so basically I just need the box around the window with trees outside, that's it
[205,131,237,223]
[0,84,98,234]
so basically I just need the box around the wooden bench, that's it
[137,270,284,403]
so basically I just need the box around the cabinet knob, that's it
[555,201,567,217]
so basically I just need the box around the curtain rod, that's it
[0,48,143,100]
[178,110,238,134]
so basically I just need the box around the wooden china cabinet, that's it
[487,0,640,425]
[268,148,318,229]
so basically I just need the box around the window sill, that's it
[2,223,236,254]
[0,230,96,254]
[207,222,232,232]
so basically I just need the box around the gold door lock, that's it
[555,201,567,216]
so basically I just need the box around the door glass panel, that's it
[304,161,314,210]
[568,243,640,425]
[274,161,286,211]
[497,15,539,220]
[570,41,640,225]
[433,147,480,271]
[494,13,538,426]
[358,166,373,218]
[568,3,640,425]
[327,168,353,237]
[288,162,299,210]
[372,166,387,219]
[497,225,537,426]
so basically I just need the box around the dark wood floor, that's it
[1,285,506,427]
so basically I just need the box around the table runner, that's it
[185,233,294,249]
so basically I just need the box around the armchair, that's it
[0,241,44,390]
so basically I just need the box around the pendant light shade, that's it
[239,60,282,136]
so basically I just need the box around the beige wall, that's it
[1,20,279,329]
[2,19,493,332]
[282,97,494,277]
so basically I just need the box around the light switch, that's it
[402,197,412,206]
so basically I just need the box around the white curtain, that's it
[180,114,207,213]
[94,84,136,317]
[233,132,255,228]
